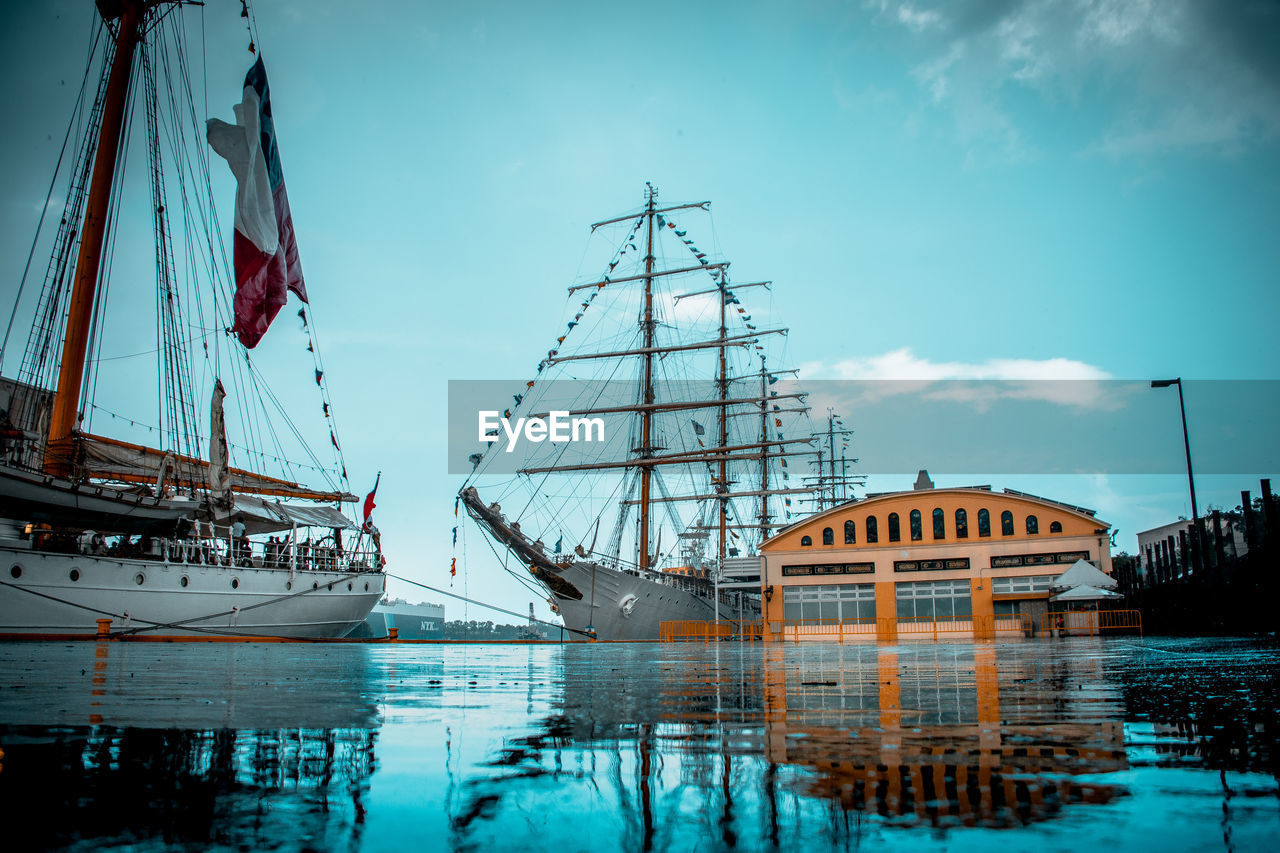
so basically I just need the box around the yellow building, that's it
[759,480,1113,641]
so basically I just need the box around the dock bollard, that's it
[388,627,399,642]
[96,619,112,638]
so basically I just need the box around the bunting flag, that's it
[450,557,456,578]
[513,394,523,406]
[206,57,308,349]
[526,380,535,388]
[452,526,458,546]
[768,375,779,385]
[297,307,307,328]
[314,369,323,385]
[691,419,705,435]
[362,472,380,532]
[330,430,339,449]
[775,418,783,427]
[468,452,483,467]
[323,402,330,417]
[554,534,563,552]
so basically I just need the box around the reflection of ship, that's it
[0,1,384,637]
[351,597,445,640]
[443,643,1130,847]
[460,186,832,640]
[0,641,382,850]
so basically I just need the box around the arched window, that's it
[844,520,856,544]
[977,508,991,537]
[888,513,901,542]
[909,509,922,541]
[800,535,812,547]
[1049,520,1063,533]
[932,508,945,540]
[1001,510,1014,536]
[1026,515,1039,535]
[955,508,968,539]
[866,516,878,543]
[822,527,834,545]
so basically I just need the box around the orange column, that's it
[970,577,995,640]
[875,581,897,642]
[974,644,1001,765]
[877,645,901,759]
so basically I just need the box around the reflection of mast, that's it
[46,0,146,474]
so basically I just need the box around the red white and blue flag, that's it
[207,57,308,348]
[363,472,380,532]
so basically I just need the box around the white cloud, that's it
[799,347,1110,381]
[798,347,1123,412]
[874,0,1280,158]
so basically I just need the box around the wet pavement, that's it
[0,636,1277,851]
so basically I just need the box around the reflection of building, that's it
[760,476,1113,641]
[761,645,1127,825]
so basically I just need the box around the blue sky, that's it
[2,1,1278,621]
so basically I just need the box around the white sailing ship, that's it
[459,186,859,640]
[0,1,384,638]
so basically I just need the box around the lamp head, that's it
[1151,378,1180,388]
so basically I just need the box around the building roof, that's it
[763,486,1110,549]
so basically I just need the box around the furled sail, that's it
[55,433,355,503]
[207,379,232,506]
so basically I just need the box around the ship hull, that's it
[547,561,750,641]
[0,544,384,638]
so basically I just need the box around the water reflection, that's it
[0,638,1276,851]
[0,642,389,850]
[443,640,1275,851]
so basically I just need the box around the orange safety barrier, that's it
[1040,609,1142,637]
[659,619,763,642]
[661,613,1035,643]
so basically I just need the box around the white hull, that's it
[548,561,750,641]
[1,544,384,638]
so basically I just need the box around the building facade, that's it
[759,483,1113,641]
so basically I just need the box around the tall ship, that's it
[459,186,859,640]
[0,1,384,637]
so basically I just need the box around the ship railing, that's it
[27,523,382,574]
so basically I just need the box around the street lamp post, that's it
[1151,378,1201,577]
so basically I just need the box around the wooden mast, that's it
[45,0,146,476]
[637,184,657,572]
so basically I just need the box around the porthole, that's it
[313,582,319,590]
[231,578,239,589]
[135,573,145,585]
[364,582,369,592]
[286,581,293,591]
[327,582,335,591]
[69,569,80,582]
[347,582,353,591]
[180,576,189,588]
[9,565,21,579]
